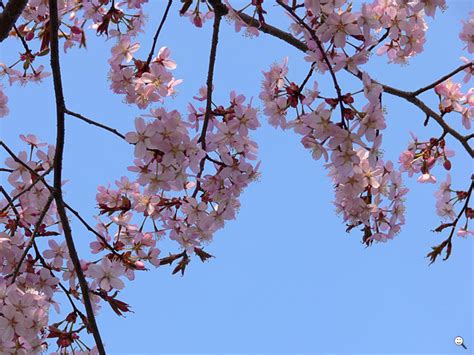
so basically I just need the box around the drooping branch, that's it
[368,77,474,157]
[64,202,121,257]
[48,0,106,353]
[0,0,28,42]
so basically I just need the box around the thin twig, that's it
[276,1,345,125]
[412,62,473,96]
[192,1,223,198]
[64,202,121,256]
[65,109,126,141]
[145,0,173,65]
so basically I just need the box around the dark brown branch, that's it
[48,0,105,353]
[64,202,121,256]
[65,109,126,141]
[0,185,21,225]
[145,0,173,65]
[236,12,308,52]
[367,28,389,52]
[369,78,474,157]
[412,62,473,96]
[193,1,223,198]
[0,0,28,42]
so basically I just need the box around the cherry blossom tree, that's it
[0,0,472,353]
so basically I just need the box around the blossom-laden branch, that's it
[0,0,473,352]
[227,3,473,157]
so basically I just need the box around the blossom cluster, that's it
[399,133,454,184]
[0,137,59,353]
[96,89,260,262]
[108,42,181,109]
[260,58,407,243]
[435,77,473,130]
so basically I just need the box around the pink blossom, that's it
[459,12,474,53]
[87,258,125,291]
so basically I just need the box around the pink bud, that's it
[443,159,451,170]
[193,15,203,28]
[135,260,145,270]
[25,31,34,41]
[71,26,82,35]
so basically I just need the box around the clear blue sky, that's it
[1,1,472,354]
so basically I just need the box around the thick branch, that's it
[0,0,28,42]
[48,0,105,353]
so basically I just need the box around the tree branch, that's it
[65,109,126,141]
[145,0,173,65]
[0,0,28,42]
[193,0,223,198]
[48,0,105,353]
[229,10,473,157]
[412,62,473,96]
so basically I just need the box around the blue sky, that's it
[0,1,473,354]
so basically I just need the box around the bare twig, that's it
[64,202,121,256]
[412,62,473,96]
[65,109,126,141]
[145,0,173,65]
